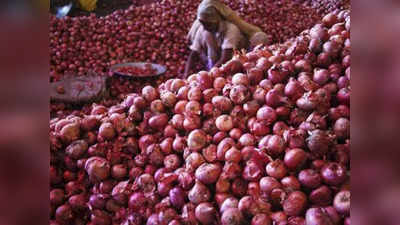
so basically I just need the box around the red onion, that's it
[216,115,234,132]
[305,208,334,225]
[212,96,233,112]
[195,202,216,224]
[320,162,347,186]
[232,73,250,86]
[187,129,207,151]
[85,157,110,182]
[169,187,185,209]
[229,85,249,105]
[150,100,166,113]
[284,148,307,170]
[50,189,65,207]
[283,191,307,216]
[55,204,74,224]
[309,185,332,206]
[313,68,330,85]
[148,113,168,131]
[256,106,277,125]
[333,190,350,215]
[142,86,158,102]
[252,214,272,225]
[128,192,146,210]
[221,208,244,225]
[188,181,211,204]
[195,163,222,184]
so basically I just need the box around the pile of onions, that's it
[50,7,350,225]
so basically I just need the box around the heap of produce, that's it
[50,7,351,225]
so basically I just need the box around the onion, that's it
[173,135,186,153]
[296,92,320,111]
[185,101,201,116]
[212,96,233,112]
[187,129,207,151]
[248,68,263,85]
[160,91,177,108]
[98,122,115,141]
[266,135,286,157]
[133,96,147,110]
[244,101,260,117]
[184,115,201,131]
[253,87,267,104]
[203,89,218,103]
[242,160,263,182]
[142,86,158,102]
[55,204,74,224]
[313,69,330,85]
[177,86,189,100]
[149,113,169,131]
[268,66,288,84]
[65,140,88,160]
[195,203,216,224]
[60,122,80,143]
[185,152,205,172]
[265,89,288,108]
[310,24,329,41]
[337,87,350,105]
[321,162,347,186]
[81,116,100,131]
[169,187,185,209]
[333,118,350,139]
[214,77,227,90]
[197,71,213,90]
[216,115,234,132]
[221,208,243,225]
[309,38,322,53]
[283,191,307,216]
[252,214,272,225]
[230,85,249,104]
[309,185,332,206]
[188,87,203,101]
[256,106,277,124]
[171,114,184,130]
[250,120,270,136]
[284,78,304,101]
[85,157,110,182]
[305,208,334,225]
[333,190,350,215]
[50,189,65,207]
[188,181,211,204]
[195,163,222,184]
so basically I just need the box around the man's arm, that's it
[214,49,233,68]
[184,51,199,78]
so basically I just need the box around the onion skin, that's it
[195,202,216,224]
[283,191,307,216]
[85,157,110,182]
[305,208,334,225]
[188,181,211,204]
[187,129,207,151]
[221,208,244,225]
[195,163,222,184]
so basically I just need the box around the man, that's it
[184,0,270,78]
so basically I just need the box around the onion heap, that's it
[50,7,350,225]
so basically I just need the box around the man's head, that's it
[198,6,221,33]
